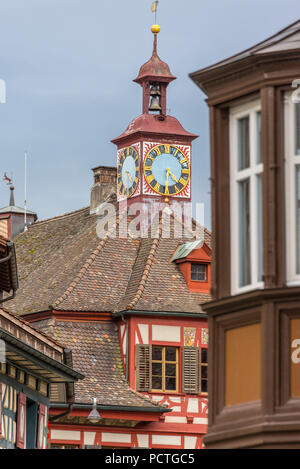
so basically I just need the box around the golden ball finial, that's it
[151,24,160,34]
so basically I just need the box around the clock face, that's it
[117,146,140,198]
[144,144,190,196]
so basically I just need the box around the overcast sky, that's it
[0,1,298,229]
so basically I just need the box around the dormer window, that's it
[191,264,207,282]
[171,241,211,293]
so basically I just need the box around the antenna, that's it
[24,151,27,231]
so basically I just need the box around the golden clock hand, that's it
[168,169,178,183]
[165,168,170,195]
[125,170,133,183]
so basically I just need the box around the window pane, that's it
[256,111,262,163]
[201,348,207,364]
[165,363,176,377]
[201,366,207,379]
[238,117,250,170]
[201,380,208,393]
[296,103,300,156]
[191,264,206,281]
[152,346,162,361]
[239,179,251,286]
[152,376,162,389]
[296,165,300,274]
[165,377,176,391]
[152,363,162,375]
[257,174,263,282]
[165,348,176,362]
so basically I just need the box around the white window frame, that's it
[285,92,300,285]
[230,100,264,295]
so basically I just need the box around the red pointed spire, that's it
[134,33,176,84]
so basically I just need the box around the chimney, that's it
[90,166,117,214]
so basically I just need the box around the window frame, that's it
[230,99,264,295]
[200,347,208,395]
[151,345,179,393]
[190,263,207,282]
[285,93,300,285]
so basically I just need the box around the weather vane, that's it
[3,172,12,186]
[151,1,159,25]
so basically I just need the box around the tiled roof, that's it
[52,320,165,408]
[8,207,100,315]
[8,205,211,316]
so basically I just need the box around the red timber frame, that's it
[47,314,208,449]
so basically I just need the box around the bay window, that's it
[285,95,300,284]
[230,101,263,294]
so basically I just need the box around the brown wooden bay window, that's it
[136,344,207,394]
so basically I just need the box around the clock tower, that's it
[111,25,197,209]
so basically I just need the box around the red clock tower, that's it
[111,25,197,210]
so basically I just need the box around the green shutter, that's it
[182,346,200,394]
[135,344,151,392]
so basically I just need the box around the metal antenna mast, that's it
[24,151,27,231]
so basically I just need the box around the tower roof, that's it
[134,31,176,84]
[111,113,197,146]
[0,185,37,218]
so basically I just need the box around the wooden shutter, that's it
[50,383,66,403]
[16,392,26,449]
[36,404,47,449]
[182,347,200,394]
[135,344,151,392]
[0,383,2,439]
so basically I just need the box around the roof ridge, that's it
[53,210,126,309]
[124,214,163,311]
[30,206,91,227]
[0,306,64,348]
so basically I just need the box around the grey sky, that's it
[0,1,298,229]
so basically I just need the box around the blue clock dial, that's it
[117,146,140,198]
[144,144,190,196]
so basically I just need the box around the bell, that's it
[150,85,161,96]
[149,95,162,111]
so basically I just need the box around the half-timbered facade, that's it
[0,235,83,449]
[5,25,211,449]
[190,19,300,448]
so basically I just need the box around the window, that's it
[136,345,206,394]
[152,346,178,392]
[200,348,208,394]
[285,96,300,284]
[230,101,263,294]
[191,264,206,281]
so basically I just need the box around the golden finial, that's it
[151,24,160,34]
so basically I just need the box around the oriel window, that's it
[285,99,300,282]
[230,101,263,294]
